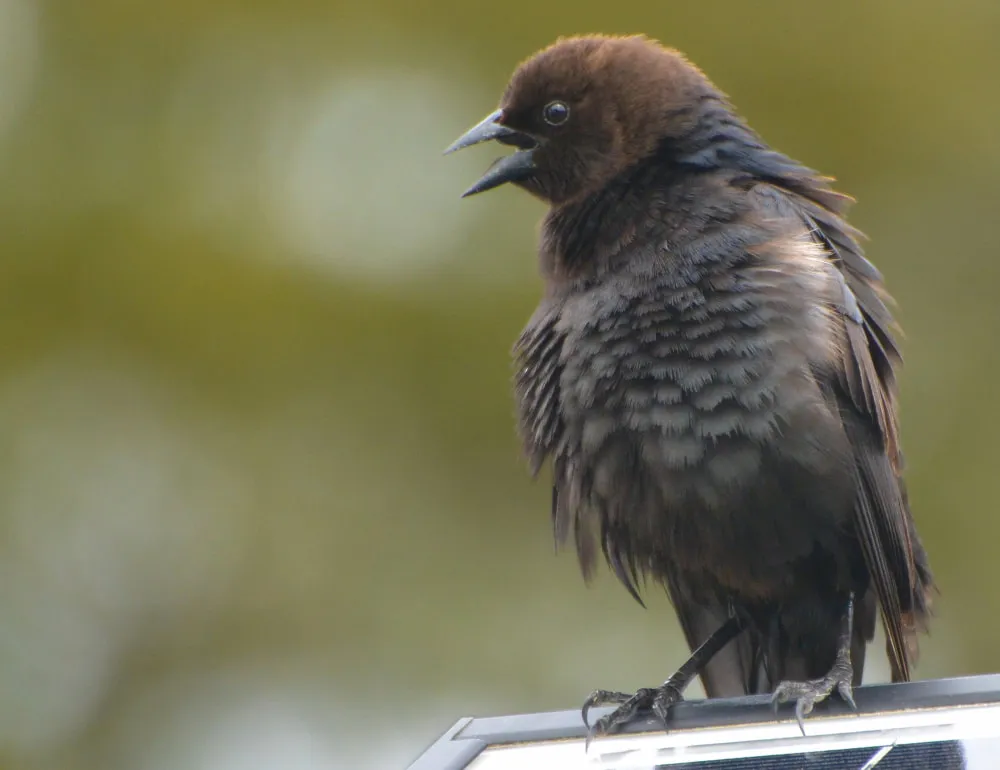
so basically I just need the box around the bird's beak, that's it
[444,108,538,197]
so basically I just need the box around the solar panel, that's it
[407,675,1000,769]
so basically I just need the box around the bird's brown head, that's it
[445,35,716,204]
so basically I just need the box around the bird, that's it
[444,34,935,742]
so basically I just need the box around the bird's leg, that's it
[582,614,746,746]
[771,592,858,734]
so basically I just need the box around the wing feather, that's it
[753,182,933,680]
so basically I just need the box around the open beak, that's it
[444,108,538,197]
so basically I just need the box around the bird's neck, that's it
[539,159,745,286]
[539,168,650,282]
[539,99,849,286]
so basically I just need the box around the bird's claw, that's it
[771,656,856,735]
[581,683,684,749]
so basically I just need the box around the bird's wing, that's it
[752,183,932,681]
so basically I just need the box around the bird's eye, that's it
[542,100,570,126]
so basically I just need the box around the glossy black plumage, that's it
[448,34,935,734]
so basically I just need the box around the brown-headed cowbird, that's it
[445,34,935,741]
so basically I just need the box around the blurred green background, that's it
[0,0,998,767]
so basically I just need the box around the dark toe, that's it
[583,688,657,745]
[581,689,632,728]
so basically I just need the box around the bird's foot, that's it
[581,681,683,748]
[771,654,857,735]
